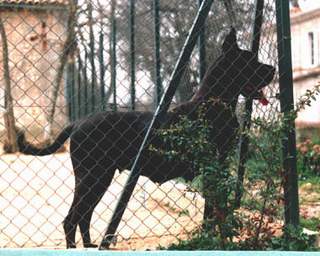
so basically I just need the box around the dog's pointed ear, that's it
[222,27,239,53]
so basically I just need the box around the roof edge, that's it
[291,8,320,25]
[0,2,69,11]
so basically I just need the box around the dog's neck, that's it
[191,56,239,110]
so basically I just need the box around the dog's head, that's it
[195,28,275,104]
[221,28,275,100]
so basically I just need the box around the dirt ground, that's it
[0,152,204,250]
[2,151,320,250]
[300,183,320,222]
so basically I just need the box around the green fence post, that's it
[129,0,136,110]
[276,0,300,226]
[111,0,117,112]
[77,55,83,119]
[153,0,162,106]
[83,50,89,115]
[99,26,106,111]
[198,0,207,80]
[88,1,97,113]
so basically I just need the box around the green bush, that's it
[269,225,317,251]
[150,103,240,246]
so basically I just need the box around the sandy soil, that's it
[0,152,204,249]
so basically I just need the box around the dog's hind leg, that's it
[63,201,78,248]
[68,166,116,248]
[79,168,116,248]
[63,175,81,248]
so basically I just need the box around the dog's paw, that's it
[84,243,98,248]
[67,243,77,249]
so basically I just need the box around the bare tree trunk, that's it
[0,17,18,153]
[45,0,77,140]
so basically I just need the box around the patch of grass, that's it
[159,231,240,250]
[160,226,318,251]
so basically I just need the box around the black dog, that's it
[17,28,275,248]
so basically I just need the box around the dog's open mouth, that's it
[243,85,269,106]
[258,92,269,106]
[253,88,269,106]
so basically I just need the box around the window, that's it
[308,32,315,65]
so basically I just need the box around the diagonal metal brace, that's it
[235,0,264,208]
[99,0,215,249]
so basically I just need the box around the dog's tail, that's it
[17,124,74,156]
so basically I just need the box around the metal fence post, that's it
[99,0,215,249]
[198,0,207,80]
[153,0,162,106]
[83,50,89,115]
[110,0,117,112]
[129,0,136,110]
[77,55,83,118]
[99,26,106,111]
[276,0,300,226]
[88,1,96,113]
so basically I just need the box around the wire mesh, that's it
[0,0,291,250]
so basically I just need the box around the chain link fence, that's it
[0,0,292,250]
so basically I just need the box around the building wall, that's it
[290,8,320,127]
[0,7,68,140]
[294,71,320,127]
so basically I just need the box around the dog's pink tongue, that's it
[259,96,269,106]
[259,98,269,106]
[258,91,269,106]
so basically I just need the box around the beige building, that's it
[0,0,69,140]
[290,2,320,127]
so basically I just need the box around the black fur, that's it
[17,29,275,248]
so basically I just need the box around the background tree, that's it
[115,0,257,104]
[46,0,77,139]
[0,17,17,152]
[70,0,272,116]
